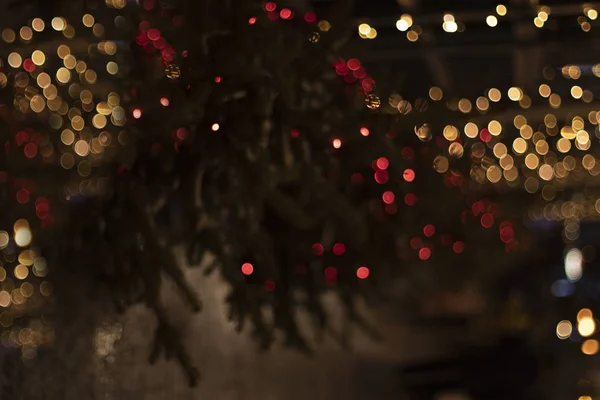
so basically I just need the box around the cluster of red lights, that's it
[334,58,376,94]
[13,130,42,160]
[409,227,466,261]
[469,199,518,251]
[136,22,176,64]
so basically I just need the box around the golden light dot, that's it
[358,23,371,36]
[2,28,15,43]
[71,116,85,131]
[464,122,478,138]
[84,69,97,84]
[549,93,561,108]
[60,153,75,169]
[74,140,90,156]
[75,60,87,74]
[588,9,598,20]
[43,84,58,100]
[396,15,413,31]
[57,44,70,59]
[82,14,95,27]
[61,129,75,145]
[55,67,71,84]
[14,228,31,248]
[508,87,523,101]
[458,98,472,113]
[496,4,507,16]
[0,268,5,282]
[13,265,28,280]
[40,281,53,296]
[433,156,449,173]
[525,153,539,169]
[535,140,549,155]
[448,142,464,158]
[525,177,539,193]
[556,138,571,153]
[571,85,583,99]
[406,30,418,41]
[318,20,331,32]
[31,50,45,66]
[513,138,527,154]
[18,251,34,266]
[443,125,459,141]
[582,339,599,355]
[0,291,10,308]
[429,87,443,101]
[504,167,518,182]
[486,165,502,183]
[106,61,119,75]
[488,88,501,102]
[8,53,22,68]
[486,15,498,27]
[92,114,107,129]
[30,95,46,113]
[579,396,593,400]
[62,54,76,70]
[577,130,590,146]
[476,96,489,111]
[366,28,377,39]
[51,17,66,31]
[0,231,8,249]
[493,143,507,159]
[538,164,553,181]
[36,72,50,89]
[32,17,45,32]
[499,154,514,170]
[488,120,502,136]
[534,17,544,28]
[556,320,572,339]
[538,84,551,98]
[578,308,593,322]
[19,26,33,41]
[583,154,596,170]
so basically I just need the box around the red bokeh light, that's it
[211,123,220,131]
[265,2,276,12]
[160,97,170,107]
[133,108,142,119]
[312,243,324,255]
[382,191,395,204]
[481,213,495,228]
[214,76,222,83]
[376,157,389,170]
[374,170,389,184]
[351,173,363,185]
[347,59,361,71]
[280,8,292,19]
[385,203,398,214]
[16,189,30,204]
[419,248,432,260]
[423,224,435,237]
[480,128,492,143]
[405,193,417,206]
[248,17,257,25]
[304,12,317,23]
[324,266,337,280]
[356,266,370,279]
[241,262,254,276]
[290,129,300,138]
[24,143,37,158]
[333,243,346,255]
[360,127,370,137]
[453,241,465,254]
[410,237,422,249]
[147,28,161,41]
[264,280,276,291]
[403,169,415,182]
[332,138,342,149]
[23,58,35,73]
